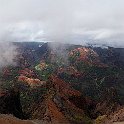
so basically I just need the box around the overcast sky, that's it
[0,0,124,47]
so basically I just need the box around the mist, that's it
[0,42,17,68]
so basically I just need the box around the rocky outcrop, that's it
[18,75,46,88]
[94,107,124,124]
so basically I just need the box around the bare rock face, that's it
[69,47,107,67]
[0,88,24,119]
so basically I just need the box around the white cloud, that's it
[0,0,124,46]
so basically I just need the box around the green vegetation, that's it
[94,115,107,124]
[71,115,93,124]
